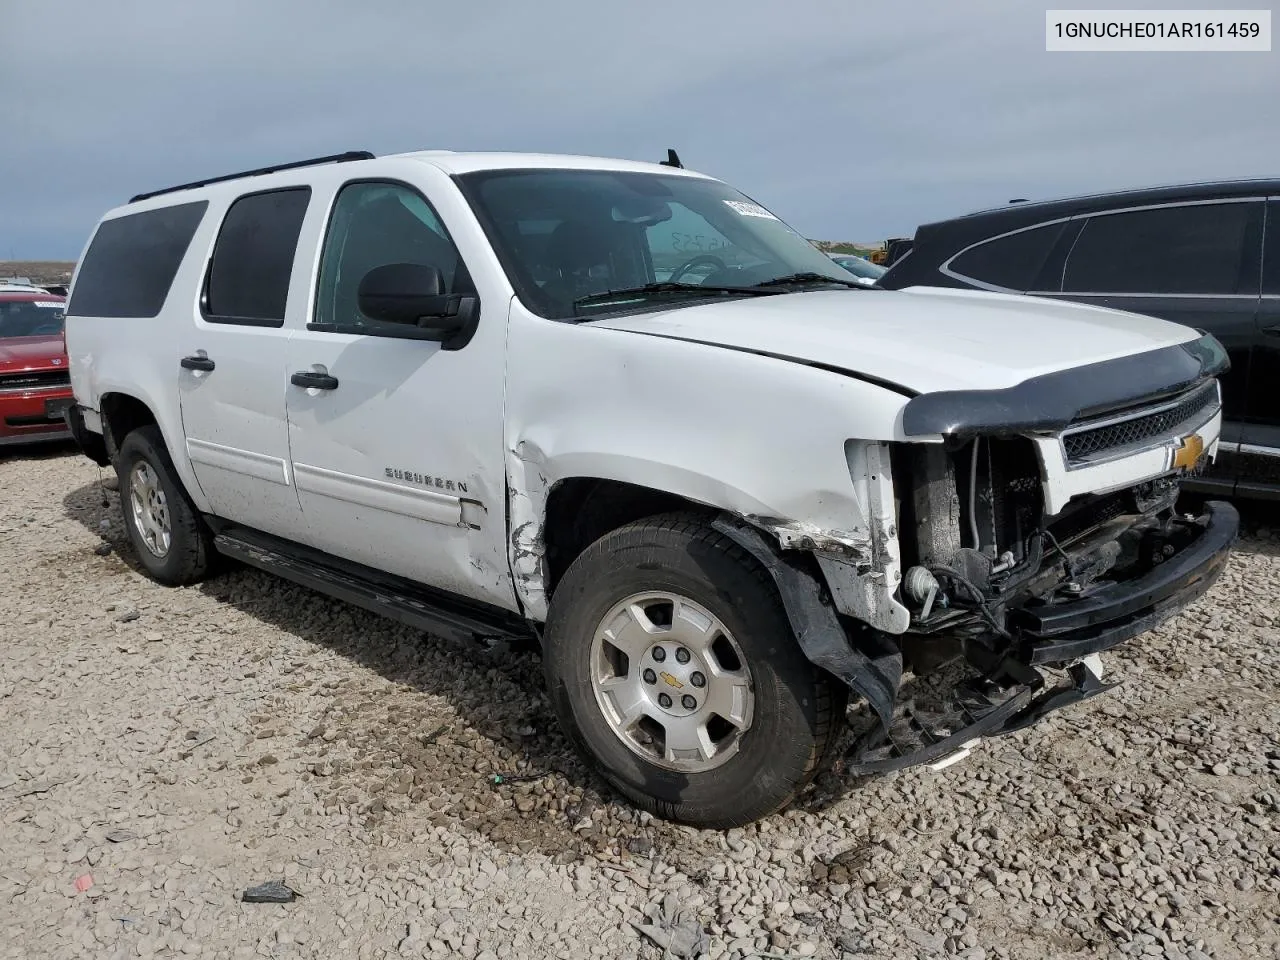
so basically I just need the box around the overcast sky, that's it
[2,0,1277,259]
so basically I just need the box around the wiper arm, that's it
[573,282,776,309]
[751,272,864,289]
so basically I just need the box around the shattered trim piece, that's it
[709,516,901,729]
[505,440,550,620]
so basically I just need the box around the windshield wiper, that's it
[751,272,864,290]
[573,282,777,311]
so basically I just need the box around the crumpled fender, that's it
[709,515,902,729]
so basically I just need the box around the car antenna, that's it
[659,148,683,169]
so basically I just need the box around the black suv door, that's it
[1047,199,1265,495]
[1243,199,1280,497]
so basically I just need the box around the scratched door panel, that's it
[283,327,515,609]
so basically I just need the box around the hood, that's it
[0,335,67,372]
[587,285,1200,394]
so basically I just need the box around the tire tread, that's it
[547,510,846,828]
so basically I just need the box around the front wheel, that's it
[543,513,845,828]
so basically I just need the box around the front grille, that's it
[0,370,70,390]
[1062,382,1217,464]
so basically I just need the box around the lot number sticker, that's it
[723,200,780,220]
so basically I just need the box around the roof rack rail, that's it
[129,150,376,203]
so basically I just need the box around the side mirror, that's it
[356,263,479,350]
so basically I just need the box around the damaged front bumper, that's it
[843,499,1239,776]
[1012,499,1238,665]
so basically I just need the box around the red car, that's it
[0,285,74,448]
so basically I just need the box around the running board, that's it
[211,526,533,645]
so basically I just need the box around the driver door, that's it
[283,178,515,609]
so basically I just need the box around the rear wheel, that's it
[544,513,845,828]
[116,424,214,586]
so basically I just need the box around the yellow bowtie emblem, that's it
[1172,433,1204,470]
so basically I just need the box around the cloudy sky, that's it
[2,0,1277,258]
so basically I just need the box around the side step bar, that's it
[211,525,534,645]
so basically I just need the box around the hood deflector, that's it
[900,334,1229,438]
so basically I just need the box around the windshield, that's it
[456,169,856,318]
[0,299,66,338]
[831,256,886,280]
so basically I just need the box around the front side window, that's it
[1062,201,1262,296]
[204,187,311,326]
[313,181,471,332]
[456,169,856,319]
[0,299,66,338]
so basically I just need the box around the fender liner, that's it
[710,516,901,729]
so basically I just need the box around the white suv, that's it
[63,148,1237,827]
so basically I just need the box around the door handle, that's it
[1261,324,1280,338]
[291,370,339,390]
[180,355,215,372]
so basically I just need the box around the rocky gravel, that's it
[1,445,1277,960]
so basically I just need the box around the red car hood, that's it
[0,335,67,373]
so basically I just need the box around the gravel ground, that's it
[1,445,1277,960]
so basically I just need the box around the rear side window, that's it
[1063,201,1263,296]
[66,201,208,318]
[945,221,1065,292]
[204,187,311,326]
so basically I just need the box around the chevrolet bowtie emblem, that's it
[659,671,684,690]
[1172,433,1205,470]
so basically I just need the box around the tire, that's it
[115,424,214,586]
[543,512,846,829]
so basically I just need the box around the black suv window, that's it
[312,181,472,333]
[1264,199,1280,296]
[67,201,208,318]
[204,188,311,326]
[946,221,1065,291]
[1063,201,1262,296]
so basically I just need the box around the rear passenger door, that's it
[176,187,310,537]
[1050,199,1264,491]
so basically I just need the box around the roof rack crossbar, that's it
[128,150,376,203]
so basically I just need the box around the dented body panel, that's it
[500,295,912,620]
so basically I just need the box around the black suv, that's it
[879,180,1280,500]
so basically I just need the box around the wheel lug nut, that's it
[681,695,697,710]
[658,693,672,709]
[675,648,691,664]
[651,647,666,662]
[691,672,706,688]
[642,669,657,684]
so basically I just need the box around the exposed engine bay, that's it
[891,435,1193,671]
[831,421,1237,777]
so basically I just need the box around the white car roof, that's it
[106,149,718,222]
[394,150,712,179]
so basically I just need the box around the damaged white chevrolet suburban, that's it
[62,149,1238,828]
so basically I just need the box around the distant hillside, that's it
[810,241,881,258]
[0,261,75,285]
